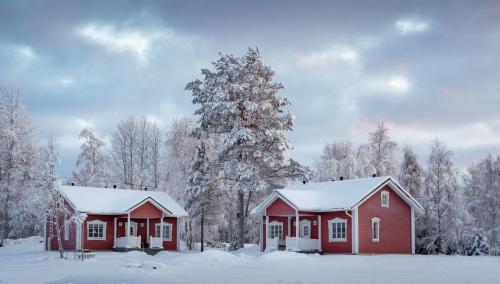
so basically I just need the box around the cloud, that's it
[14,46,36,71]
[297,46,359,68]
[395,18,431,35]
[388,76,410,92]
[75,118,93,130]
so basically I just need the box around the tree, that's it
[367,122,398,177]
[399,146,424,199]
[111,117,137,188]
[463,154,500,253]
[420,139,460,254]
[71,129,111,187]
[41,136,75,258]
[0,88,38,246]
[312,141,356,181]
[186,48,307,249]
[149,122,162,190]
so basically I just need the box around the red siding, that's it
[83,215,116,250]
[266,198,295,216]
[357,185,412,253]
[46,200,77,251]
[130,201,163,218]
[321,211,352,254]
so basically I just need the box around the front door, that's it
[300,220,311,239]
[126,221,138,237]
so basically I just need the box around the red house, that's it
[252,176,424,254]
[45,185,188,252]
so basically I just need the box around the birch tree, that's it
[399,146,424,199]
[71,129,111,187]
[367,122,398,176]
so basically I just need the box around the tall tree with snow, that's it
[367,122,398,177]
[419,139,461,254]
[111,117,137,188]
[0,88,39,246]
[186,48,307,248]
[399,146,424,199]
[463,154,500,253]
[312,140,357,181]
[71,129,111,187]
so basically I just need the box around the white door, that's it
[300,220,311,239]
[126,222,138,237]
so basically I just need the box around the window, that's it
[328,218,347,242]
[269,221,283,239]
[381,191,390,208]
[299,220,311,238]
[372,217,380,242]
[87,220,106,240]
[126,222,138,237]
[64,222,69,241]
[155,223,172,241]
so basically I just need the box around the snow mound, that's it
[3,236,44,251]
[174,249,242,266]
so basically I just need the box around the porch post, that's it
[127,212,131,248]
[287,216,291,237]
[295,211,300,251]
[265,215,269,250]
[146,218,150,245]
[318,215,322,252]
[113,218,117,248]
[160,212,164,241]
[411,207,415,254]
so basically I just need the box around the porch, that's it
[111,213,172,250]
[264,213,322,252]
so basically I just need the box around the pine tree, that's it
[186,48,307,249]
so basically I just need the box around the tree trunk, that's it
[200,206,204,252]
[0,196,9,247]
[56,226,64,259]
[237,189,244,249]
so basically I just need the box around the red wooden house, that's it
[45,185,188,252]
[252,176,424,254]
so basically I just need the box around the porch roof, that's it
[252,176,424,215]
[59,185,188,217]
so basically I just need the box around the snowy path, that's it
[1,237,499,284]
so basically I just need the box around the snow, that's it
[253,176,422,213]
[59,185,188,216]
[1,237,499,284]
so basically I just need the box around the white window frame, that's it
[87,220,107,241]
[155,223,173,241]
[328,217,347,242]
[299,219,311,239]
[381,191,390,208]
[372,217,380,242]
[64,221,69,241]
[269,221,283,240]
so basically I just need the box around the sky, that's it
[1,0,500,177]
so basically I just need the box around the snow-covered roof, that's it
[59,185,188,217]
[252,176,424,214]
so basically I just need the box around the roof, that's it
[59,185,188,217]
[251,176,424,215]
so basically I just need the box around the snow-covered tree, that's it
[111,117,137,188]
[419,139,461,254]
[463,154,500,253]
[367,122,398,177]
[0,88,39,246]
[71,129,111,187]
[399,146,424,199]
[312,141,356,181]
[186,48,307,249]
[149,122,162,190]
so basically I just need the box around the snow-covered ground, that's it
[1,237,499,284]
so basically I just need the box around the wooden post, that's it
[295,211,299,251]
[318,215,322,252]
[127,213,131,248]
[265,215,269,251]
[113,218,117,248]
[160,212,164,245]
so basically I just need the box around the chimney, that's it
[331,179,335,182]
[372,173,377,178]
[113,184,117,189]
[144,187,148,191]
[340,176,344,181]
[302,180,307,185]
[71,182,75,186]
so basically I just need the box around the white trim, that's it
[125,221,138,237]
[76,223,82,250]
[87,220,107,240]
[64,221,69,241]
[269,221,284,240]
[381,190,390,208]
[146,218,150,243]
[328,217,347,242]
[411,207,415,254]
[371,217,380,242]
[295,211,299,238]
[299,219,311,238]
[318,215,322,251]
[252,191,299,215]
[155,222,172,241]
[176,218,180,251]
[287,216,291,237]
[125,197,172,215]
[352,209,358,254]
[113,218,117,248]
